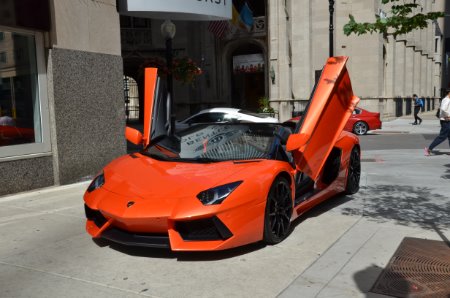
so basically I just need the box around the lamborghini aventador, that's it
[84,56,361,251]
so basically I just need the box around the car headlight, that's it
[196,181,243,205]
[87,172,105,193]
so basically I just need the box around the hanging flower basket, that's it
[138,56,202,85]
[172,57,203,85]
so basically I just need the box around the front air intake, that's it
[84,204,107,228]
[175,216,233,241]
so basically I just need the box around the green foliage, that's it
[343,0,444,38]
[257,97,275,114]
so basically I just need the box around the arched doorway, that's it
[230,43,266,111]
[123,76,139,122]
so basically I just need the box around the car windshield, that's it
[144,123,279,162]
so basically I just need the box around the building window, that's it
[0,28,50,158]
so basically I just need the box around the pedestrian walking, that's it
[424,90,450,156]
[412,94,423,125]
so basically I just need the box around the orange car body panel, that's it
[84,56,360,251]
[287,56,360,181]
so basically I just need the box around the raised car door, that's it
[286,56,360,181]
[142,68,171,147]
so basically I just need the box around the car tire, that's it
[353,121,369,135]
[263,176,293,244]
[344,147,361,195]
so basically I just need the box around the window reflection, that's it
[0,30,40,147]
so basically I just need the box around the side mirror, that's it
[125,127,143,145]
[286,133,310,152]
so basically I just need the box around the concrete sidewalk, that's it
[370,111,442,135]
[0,118,449,298]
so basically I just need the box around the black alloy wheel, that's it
[353,121,368,135]
[263,177,293,244]
[345,147,361,195]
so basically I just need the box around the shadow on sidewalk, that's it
[353,265,384,297]
[339,185,450,231]
[93,237,266,261]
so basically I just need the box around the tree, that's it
[343,0,444,38]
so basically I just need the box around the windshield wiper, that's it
[140,151,171,161]
[180,157,220,163]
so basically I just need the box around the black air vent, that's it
[84,204,107,228]
[175,216,233,241]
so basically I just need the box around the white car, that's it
[176,108,278,130]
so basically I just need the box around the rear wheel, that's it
[345,147,361,195]
[263,177,293,244]
[353,121,368,135]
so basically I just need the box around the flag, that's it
[225,4,244,37]
[208,20,229,39]
[231,4,243,28]
[239,2,254,31]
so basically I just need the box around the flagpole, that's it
[161,20,176,135]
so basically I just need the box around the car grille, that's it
[101,227,170,248]
[175,216,233,241]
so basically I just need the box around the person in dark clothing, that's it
[412,94,423,125]
[425,90,450,155]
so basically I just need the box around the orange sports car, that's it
[84,56,361,251]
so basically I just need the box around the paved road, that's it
[1,116,449,298]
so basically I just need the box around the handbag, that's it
[435,108,440,119]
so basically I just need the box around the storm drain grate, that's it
[371,237,450,298]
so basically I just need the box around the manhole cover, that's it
[371,237,450,298]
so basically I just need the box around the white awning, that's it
[118,0,232,21]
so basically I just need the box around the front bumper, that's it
[84,200,265,251]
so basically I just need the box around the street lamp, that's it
[329,0,335,57]
[161,19,176,134]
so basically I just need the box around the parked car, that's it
[83,56,361,251]
[176,107,278,130]
[284,108,381,136]
[345,108,382,135]
[0,125,35,146]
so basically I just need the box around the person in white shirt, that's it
[424,91,450,155]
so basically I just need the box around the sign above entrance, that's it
[233,54,265,74]
[118,0,232,21]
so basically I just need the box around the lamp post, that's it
[329,0,335,57]
[161,19,176,134]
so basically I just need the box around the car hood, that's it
[102,154,250,199]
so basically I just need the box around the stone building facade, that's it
[0,0,125,195]
[0,0,447,195]
[268,0,446,121]
[129,0,446,122]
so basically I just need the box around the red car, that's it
[286,108,381,136]
[0,126,35,146]
[345,108,382,135]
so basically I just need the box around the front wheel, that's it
[345,147,361,195]
[353,121,368,135]
[263,177,293,244]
